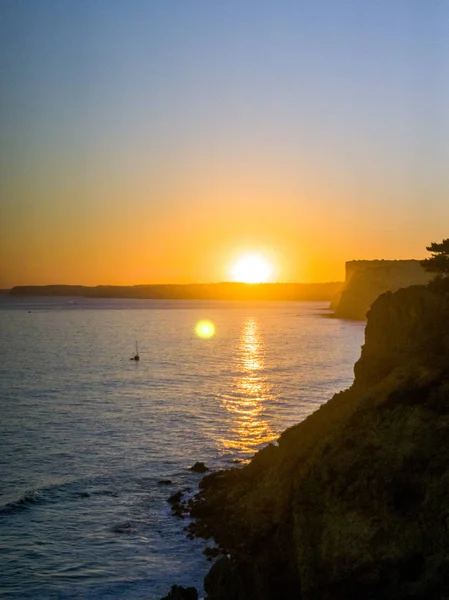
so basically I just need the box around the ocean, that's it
[0,298,365,599]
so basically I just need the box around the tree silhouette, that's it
[421,239,449,277]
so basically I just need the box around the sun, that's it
[230,253,273,284]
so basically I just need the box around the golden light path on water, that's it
[219,318,276,454]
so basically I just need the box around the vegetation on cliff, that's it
[190,283,449,600]
[421,238,449,280]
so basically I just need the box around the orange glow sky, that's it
[1,1,448,288]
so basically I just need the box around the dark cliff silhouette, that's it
[9,282,342,302]
[331,260,431,319]
[188,282,449,600]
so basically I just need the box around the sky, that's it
[1,0,448,287]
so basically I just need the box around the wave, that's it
[0,472,178,521]
[0,475,120,518]
[0,490,42,516]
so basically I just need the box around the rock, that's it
[203,546,222,560]
[168,490,189,518]
[111,522,134,534]
[158,479,173,485]
[204,557,255,600]
[159,584,198,600]
[331,259,431,319]
[167,491,183,504]
[189,462,209,473]
[190,283,449,600]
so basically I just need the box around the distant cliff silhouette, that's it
[9,282,342,302]
[331,260,431,319]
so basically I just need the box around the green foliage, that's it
[421,238,449,277]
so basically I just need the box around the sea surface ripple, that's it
[0,298,365,599]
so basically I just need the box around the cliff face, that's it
[9,282,342,302]
[331,260,431,319]
[191,285,449,600]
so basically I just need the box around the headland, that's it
[8,282,342,302]
[331,259,431,319]
[186,281,449,599]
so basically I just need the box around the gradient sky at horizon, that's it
[1,0,448,287]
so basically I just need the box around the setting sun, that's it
[230,254,274,284]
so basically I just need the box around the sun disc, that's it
[230,254,273,284]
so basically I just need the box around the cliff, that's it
[9,282,342,302]
[190,284,449,600]
[331,260,431,319]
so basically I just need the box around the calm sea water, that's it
[0,298,365,599]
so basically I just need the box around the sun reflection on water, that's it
[220,318,276,455]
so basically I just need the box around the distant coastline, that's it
[331,260,431,319]
[8,282,342,302]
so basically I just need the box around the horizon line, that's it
[5,281,344,290]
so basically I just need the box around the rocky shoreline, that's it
[162,282,449,600]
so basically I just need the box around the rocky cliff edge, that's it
[331,260,431,320]
[190,284,449,600]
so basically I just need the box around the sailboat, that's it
[130,341,140,361]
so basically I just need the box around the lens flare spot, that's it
[195,320,215,339]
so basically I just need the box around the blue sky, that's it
[1,1,448,285]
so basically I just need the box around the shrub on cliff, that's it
[421,238,449,278]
